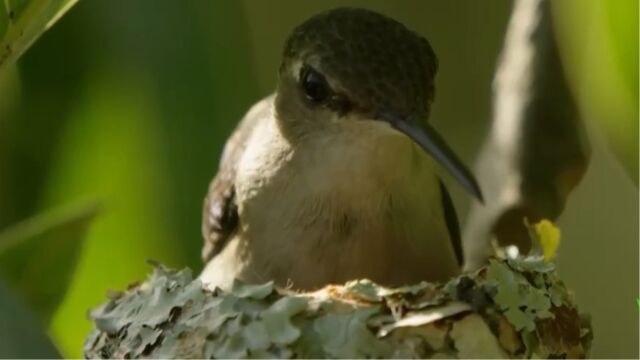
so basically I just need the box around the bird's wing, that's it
[201,95,273,262]
[439,179,463,266]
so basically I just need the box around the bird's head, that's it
[275,7,483,201]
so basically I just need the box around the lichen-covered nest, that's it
[84,255,592,359]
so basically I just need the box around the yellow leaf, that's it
[533,220,561,262]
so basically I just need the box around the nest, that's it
[84,252,591,358]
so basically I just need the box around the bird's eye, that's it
[301,66,330,103]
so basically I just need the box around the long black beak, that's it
[378,111,484,202]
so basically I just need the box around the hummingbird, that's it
[199,7,483,290]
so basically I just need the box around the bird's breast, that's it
[231,117,457,288]
[236,118,425,216]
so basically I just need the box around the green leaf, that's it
[0,201,100,324]
[0,277,60,358]
[0,0,79,71]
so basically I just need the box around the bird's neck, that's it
[237,111,441,211]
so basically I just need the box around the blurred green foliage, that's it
[0,278,60,358]
[0,0,636,358]
[43,73,185,353]
[0,0,78,70]
[553,0,639,184]
[0,1,257,356]
[0,201,99,324]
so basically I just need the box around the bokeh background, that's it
[0,0,637,358]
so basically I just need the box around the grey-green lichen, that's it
[84,256,591,359]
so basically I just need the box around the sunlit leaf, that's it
[0,277,60,358]
[533,220,561,262]
[0,0,79,71]
[0,201,100,324]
